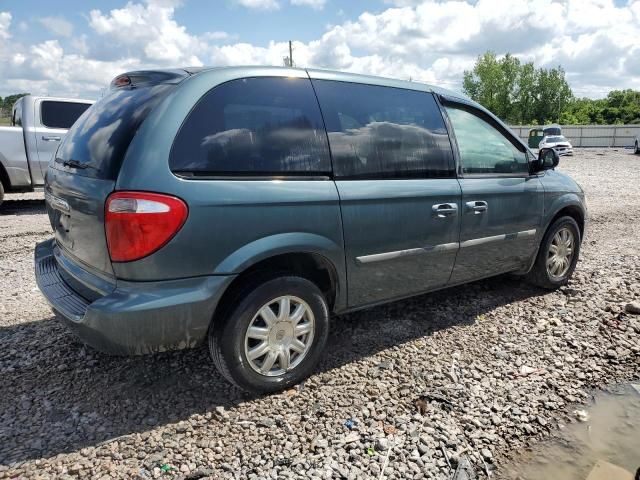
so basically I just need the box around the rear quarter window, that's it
[41,101,92,129]
[170,77,331,176]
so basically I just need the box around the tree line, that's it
[463,52,640,125]
[0,93,29,118]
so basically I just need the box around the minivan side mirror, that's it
[533,147,559,173]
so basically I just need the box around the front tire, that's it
[209,276,329,394]
[526,216,581,289]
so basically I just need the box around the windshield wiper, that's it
[55,158,95,170]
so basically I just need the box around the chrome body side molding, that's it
[356,242,459,265]
[356,229,537,264]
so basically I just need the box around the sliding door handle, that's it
[432,203,458,218]
[466,200,488,214]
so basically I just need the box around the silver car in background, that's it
[539,135,573,156]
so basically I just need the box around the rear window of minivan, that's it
[55,83,175,180]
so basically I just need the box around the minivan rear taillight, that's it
[105,191,188,262]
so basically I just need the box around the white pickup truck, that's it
[0,95,93,206]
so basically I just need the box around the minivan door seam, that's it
[307,70,348,309]
[434,94,464,285]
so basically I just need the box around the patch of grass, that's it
[0,117,11,126]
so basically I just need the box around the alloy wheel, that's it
[244,295,315,377]
[546,227,575,280]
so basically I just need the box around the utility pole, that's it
[282,41,295,68]
[289,40,294,68]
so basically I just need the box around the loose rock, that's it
[624,302,640,315]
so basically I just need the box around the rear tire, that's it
[0,182,4,208]
[526,216,581,289]
[209,276,329,394]
[634,141,639,155]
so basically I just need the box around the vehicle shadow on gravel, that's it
[0,199,46,216]
[0,275,546,465]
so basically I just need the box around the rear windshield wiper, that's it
[55,158,96,170]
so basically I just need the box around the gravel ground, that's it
[1,148,639,480]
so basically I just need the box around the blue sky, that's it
[4,0,380,45]
[1,0,639,99]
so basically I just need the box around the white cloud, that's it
[203,31,232,41]
[235,0,330,9]
[88,1,204,65]
[205,0,640,98]
[147,0,184,6]
[0,11,12,64]
[0,11,11,40]
[4,39,139,97]
[234,0,281,10]
[291,0,326,9]
[39,16,74,38]
[2,0,640,100]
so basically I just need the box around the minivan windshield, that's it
[54,83,176,180]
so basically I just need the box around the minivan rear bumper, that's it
[35,238,235,355]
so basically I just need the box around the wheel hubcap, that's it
[546,227,574,279]
[244,295,315,377]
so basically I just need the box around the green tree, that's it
[534,67,572,124]
[497,53,521,121]
[464,52,640,125]
[561,90,640,125]
[463,52,573,124]
[515,62,536,124]
[0,93,29,118]
[463,51,503,115]
[463,52,523,120]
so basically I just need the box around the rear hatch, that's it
[45,70,187,276]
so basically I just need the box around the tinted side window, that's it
[445,106,528,175]
[170,77,331,176]
[311,80,454,179]
[41,101,92,129]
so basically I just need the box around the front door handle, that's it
[466,200,488,214]
[432,203,458,218]
[42,135,61,142]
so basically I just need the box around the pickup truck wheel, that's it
[209,276,329,394]
[526,216,581,289]
[0,181,4,208]
[634,141,639,154]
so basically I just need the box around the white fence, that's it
[508,125,640,148]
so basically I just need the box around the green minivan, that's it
[36,67,587,393]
